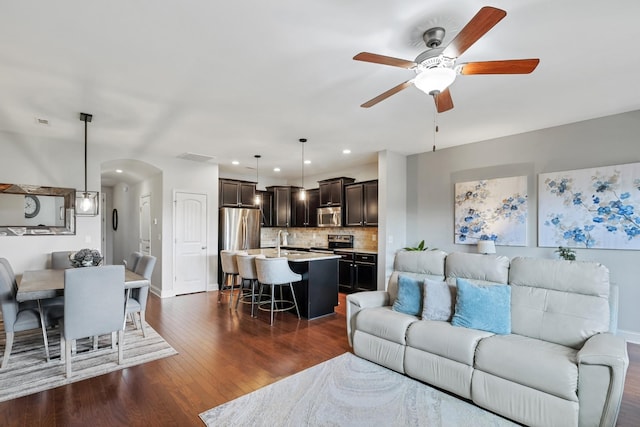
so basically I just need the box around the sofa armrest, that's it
[346,291,389,347]
[577,333,629,427]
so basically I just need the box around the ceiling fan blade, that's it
[460,59,540,75]
[442,7,506,58]
[353,52,416,69]
[434,88,454,113]
[360,80,413,108]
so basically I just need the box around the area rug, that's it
[0,320,177,402]
[199,352,517,426]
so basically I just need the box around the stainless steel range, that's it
[327,234,354,249]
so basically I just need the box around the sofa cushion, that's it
[392,275,422,316]
[451,279,511,335]
[355,307,418,345]
[445,252,510,285]
[387,250,447,304]
[422,278,456,321]
[407,320,493,366]
[475,334,579,402]
[509,257,610,349]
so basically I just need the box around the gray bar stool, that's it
[235,254,265,316]
[219,250,247,308]
[255,257,301,325]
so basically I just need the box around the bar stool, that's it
[235,254,265,316]
[255,257,301,325]
[219,250,247,308]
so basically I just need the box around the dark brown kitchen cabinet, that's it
[257,190,273,227]
[293,188,319,227]
[337,251,377,293]
[345,180,378,226]
[266,186,303,228]
[219,179,256,208]
[318,177,354,207]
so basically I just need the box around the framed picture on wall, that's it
[454,176,528,246]
[538,162,640,249]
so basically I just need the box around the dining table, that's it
[17,267,150,362]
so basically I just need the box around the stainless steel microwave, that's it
[317,206,341,227]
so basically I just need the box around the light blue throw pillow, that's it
[392,275,422,316]
[451,278,511,334]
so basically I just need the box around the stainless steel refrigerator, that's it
[218,208,261,285]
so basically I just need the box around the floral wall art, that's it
[454,176,528,246]
[539,162,640,250]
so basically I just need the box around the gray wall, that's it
[406,110,640,342]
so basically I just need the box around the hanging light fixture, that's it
[299,138,307,201]
[76,113,99,216]
[254,154,262,205]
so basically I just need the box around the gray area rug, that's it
[200,352,518,426]
[0,319,177,402]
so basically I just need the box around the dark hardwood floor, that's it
[0,291,638,426]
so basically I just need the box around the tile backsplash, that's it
[261,227,378,251]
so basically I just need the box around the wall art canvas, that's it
[454,176,528,246]
[539,162,640,249]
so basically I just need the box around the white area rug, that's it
[0,320,177,402]
[200,352,518,426]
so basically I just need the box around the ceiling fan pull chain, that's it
[432,95,438,152]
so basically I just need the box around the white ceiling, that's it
[2,1,640,182]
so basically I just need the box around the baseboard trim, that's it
[617,329,640,344]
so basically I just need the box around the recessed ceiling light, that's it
[274,167,281,172]
[304,160,311,165]
[232,160,239,165]
[115,169,123,173]
[343,149,351,154]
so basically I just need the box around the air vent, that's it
[176,152,217,163]
[34,117,50,126]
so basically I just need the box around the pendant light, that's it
[76,112,99,216]
[299,138,307,201]
[254,154,262,205]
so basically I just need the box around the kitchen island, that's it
[247,249,340,319]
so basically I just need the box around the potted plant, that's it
[403,240,437,251]
[555,246,576,261]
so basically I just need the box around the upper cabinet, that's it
[257,190,273,227]
[345,180,378,227]
[266,186,297,227]
[318,177,354,207]
[292,188,319,227]
[219,179,256,208]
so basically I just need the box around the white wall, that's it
[406,110,640,342]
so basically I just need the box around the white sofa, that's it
[346,251,628,427]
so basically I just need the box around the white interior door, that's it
[174,192,207,295]
[139,194,151,255]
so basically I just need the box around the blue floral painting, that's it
[539,162,640,250]
[454,176,528,246]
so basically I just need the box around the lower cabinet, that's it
[336,251,377,293]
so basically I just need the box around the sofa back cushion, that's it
[388,250,447,305]
[509,257,610,349]
[445,252,510,286]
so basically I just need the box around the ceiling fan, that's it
[354,6,539,112]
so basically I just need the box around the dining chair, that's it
[235,254,265,316]
[125,255,156,337]
[0,260,56,369]
[219,250,247,308]
[255,257,301,325]
[61,265,125,377]
[123,251,143,272]
[51,251,74,270]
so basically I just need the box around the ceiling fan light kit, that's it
[354,6,539,112]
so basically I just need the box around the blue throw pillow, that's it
[392,275,422,316]
[451,278,511,334]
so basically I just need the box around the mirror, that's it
[0,184,76,236]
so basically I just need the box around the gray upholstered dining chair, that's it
[51,251,74,270]
[219,250,247,308]
[61,265,125,377]
[255,257,301,325]
[123,251,143,272]
[235,254,265,316]
[0,259,60,369]
[125,255,156,338]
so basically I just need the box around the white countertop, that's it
[261,245,378,255]
[247,248,340,262]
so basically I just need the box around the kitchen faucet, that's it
[276,229,289,257]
